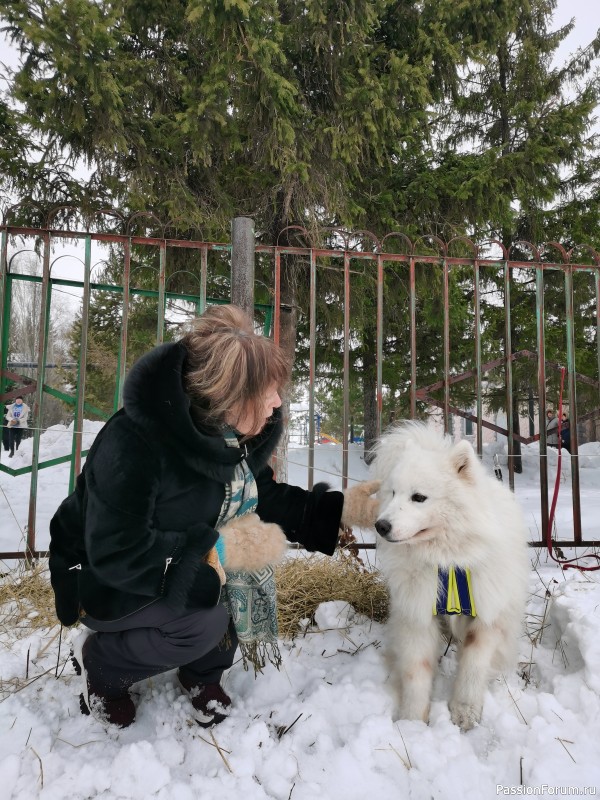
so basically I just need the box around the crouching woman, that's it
[49,304,378,728]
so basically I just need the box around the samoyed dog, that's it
[373,422,530,731]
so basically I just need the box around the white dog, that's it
[373,422,529,731]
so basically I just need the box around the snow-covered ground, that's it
[1,426,600,799]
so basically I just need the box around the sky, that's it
[553,0,600,58]
[1,430,600,799]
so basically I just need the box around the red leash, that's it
[546,367,600,571]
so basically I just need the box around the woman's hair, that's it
[182,305,290,435]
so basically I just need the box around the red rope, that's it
[546,367,600,571]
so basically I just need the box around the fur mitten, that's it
[218,513,288,572]
[341,480,380,528]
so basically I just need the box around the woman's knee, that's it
[161,604,230,648]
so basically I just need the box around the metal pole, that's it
[443,257,450,434]
[114,237,131,411]
[198,246,208,315]
[307,249,316,490]
[409,257,417,419]
[273,250,281,346]
[376,254,384,435]
[564,265,581,542]
[0,233,10,400]
[69,235,92,492]
[231,216,255,315]
[504,259,515,490]
[596,268,600,436]
[474,258,483,455]
[156,241,166,345]
[536,263,549,540]
[342,252,350,489]
[27,232,52,557]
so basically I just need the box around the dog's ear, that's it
[452,440,476,482]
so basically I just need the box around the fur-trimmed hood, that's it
[123,340,283,482]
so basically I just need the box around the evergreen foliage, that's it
[1,0,599,453]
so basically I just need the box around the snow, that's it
[2,428,600,799]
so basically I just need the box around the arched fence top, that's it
[125,211,165,238]
[3,199,46,228]
[380,231,413,254]
[412,234,447,258]
[478,239,509,260]
[276,224,312,247]
[447,236,479,258]
[539,242,569,263]
[568,243,600,265]
[2,205,600,267]
[165,269,202,292]
[508,240,540,261]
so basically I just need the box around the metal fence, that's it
[1,211,599,558]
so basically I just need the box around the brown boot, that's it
[178,669,231,728]
[71,632,136,728]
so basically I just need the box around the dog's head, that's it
[373,424,478,545]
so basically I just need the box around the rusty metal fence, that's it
[2,211,600,558]
[269,229,600,549]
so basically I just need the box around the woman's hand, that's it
[341,480,380,528]
[204,546,226,585]
[217,513,288,571]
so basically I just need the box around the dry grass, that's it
[276,549,389,639]
[0,551,388,646]
[0,559,58,636]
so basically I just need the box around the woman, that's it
[49,305,378,728]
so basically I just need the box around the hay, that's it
[0,559,58,636]
[0,550,389,645]
[276,550,389,640]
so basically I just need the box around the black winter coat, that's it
[49,341,344,626]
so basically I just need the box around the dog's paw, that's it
[449,701,480,731]
[396,702,430,724]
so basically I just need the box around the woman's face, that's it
[228,383,282,436]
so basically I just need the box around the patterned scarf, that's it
[216,430,282,673]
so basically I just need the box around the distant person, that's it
[5,396,30,458]
[561,412,571,453]
[1,405,10,454]
[546,408,559,448]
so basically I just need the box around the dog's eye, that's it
[411,493,427,503]
[392,490,395,497]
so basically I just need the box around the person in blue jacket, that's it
[5,396,30,457]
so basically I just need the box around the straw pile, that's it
[275,549,389,640]
[0,559,58,635]
[0,548,389,645]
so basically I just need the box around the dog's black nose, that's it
[375,519,392,537]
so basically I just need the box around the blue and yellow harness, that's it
[433,566,477,617]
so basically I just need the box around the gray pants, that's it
[82,601,237,696]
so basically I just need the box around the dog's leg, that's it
[388,619,439,724]
[449,622,501,731]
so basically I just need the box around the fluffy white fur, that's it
[373,422,530,731]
